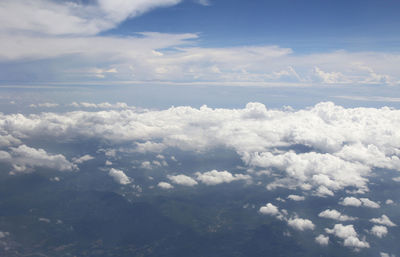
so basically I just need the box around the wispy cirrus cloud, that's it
[0,0,182,36]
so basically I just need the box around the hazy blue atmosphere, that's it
[0,1,399,256]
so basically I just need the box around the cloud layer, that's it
[1,102,399,196]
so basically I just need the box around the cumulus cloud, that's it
[370,215,396,227]
[313,66,347,84]
[0,145,77,173]
[168,174,198,186]
[287,195,305,201]
[259,203,289,221]
[0,134,21,147]
[259,203,281,216]
[318,209,357,221]
[360,198,380,208]
[135,142,167,154]
[157,182,174,189]
[315,234,329,246]
[325,224,369,249]
[195,170,250,185]
[340,197,362,207]
[370,225,388,238]
[108,168,131,185]
[287,218,315,231]
[339,197,380,208]
[314,185,334,197]
[1,102,400,198]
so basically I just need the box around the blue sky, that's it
[112,0,400,51]
[0,0,400,90]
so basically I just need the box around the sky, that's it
[0,1,400,256]
[1,0,400,89]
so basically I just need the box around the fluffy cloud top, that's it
[318,209,357,221]
[360,198,380,208]
[157,182,174,189]
[168,174,198,186]
[315,234,329,246]
[287,218,315,231]
[371,225,388,238]
[195,170,250,185]
[259,203,280,216]
[108,168,131,185]
[1,102,400,196]
[370,215,396,227]
[340,197,380,208]
[287,195,305,201]
[0,145,77,173]
[340,197,362,207]
[325,224,369,249]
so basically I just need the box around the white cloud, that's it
[360,198,380,208]
[259,203,288,221]
[1,145,77,173]
[287,195,305,201]
[343,236,370,249]
[135,142,167,153]
[70,102,130,109]
[287,218,315,231]
[315,234,329,246]
[195,170,250,185]
[0,0,182,36]
[370,225,388,238]
[157,182,174,189]
[339,196,380,209]
[314,185,334,197]
[318,209,357,221]
[1,102,400,198]
[340,197,362,207]
[385,199,394,205]
[313,67,347,84]
[140,161,152,169]
[340,197,380,208]
[325,224,369,249]
[73,154,94,164]
[259,203,280,216]
[108,168,131,185]
[370,215,396,227]
[168,174,198,186]
[29,102,59,108]
[0,134,21,147]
